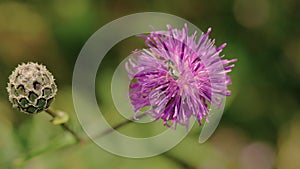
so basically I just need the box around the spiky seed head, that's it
[7,62,57,114]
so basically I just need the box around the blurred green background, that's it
[0,0,299,169]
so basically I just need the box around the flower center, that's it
[165,60,180,80]
[164,59,197,95]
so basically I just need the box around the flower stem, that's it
[14,113,195,169]
[44,109,82,143]
[94,113,147,138]
[13,134,76,168]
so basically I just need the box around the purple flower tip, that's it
[218,43,227,52]
[126,24,237,129]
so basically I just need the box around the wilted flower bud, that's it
[7,62,57,114]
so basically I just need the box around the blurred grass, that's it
[0,0,299,169]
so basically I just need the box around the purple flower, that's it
[126,24,237,129]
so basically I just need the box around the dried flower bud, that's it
[7,62,57,114]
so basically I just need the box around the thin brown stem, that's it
[44,109,82,143]
[93,113,147,138]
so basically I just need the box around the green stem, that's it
[44,109,82,143]
[13,134,76,168]
[13,113,144,166]
[14,113,194,169]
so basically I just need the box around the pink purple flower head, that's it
[126,24,237,129]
